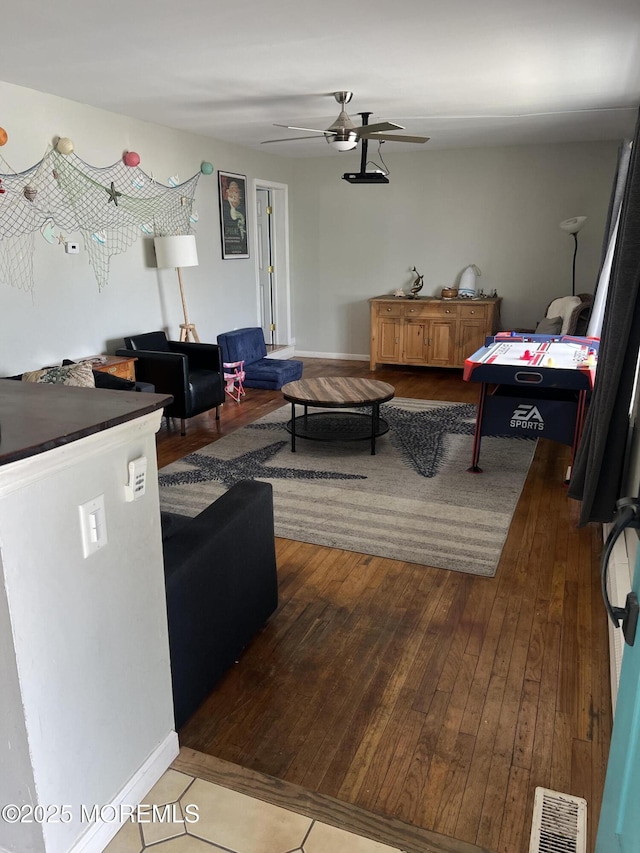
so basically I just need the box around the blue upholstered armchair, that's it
[217,327,303,390]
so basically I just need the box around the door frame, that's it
[252,178,293,346]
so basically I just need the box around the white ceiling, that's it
[2,0,639,158]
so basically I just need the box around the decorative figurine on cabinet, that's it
[407,266,424,299]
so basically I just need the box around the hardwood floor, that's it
[156,358,611,853]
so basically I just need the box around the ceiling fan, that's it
[261,91,430,151]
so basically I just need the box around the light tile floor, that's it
[104,769,403,853]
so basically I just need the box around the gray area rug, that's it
[158,398,536,576]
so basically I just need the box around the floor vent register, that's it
[529,787,587,853]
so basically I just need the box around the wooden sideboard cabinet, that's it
[369,296,501,370]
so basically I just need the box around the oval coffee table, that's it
[281,377,395,455]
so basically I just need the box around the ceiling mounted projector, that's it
[342,171,390,184]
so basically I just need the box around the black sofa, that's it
[161,480,278,728]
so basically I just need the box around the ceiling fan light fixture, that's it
[264,92,428,152]
[328,130,358,151]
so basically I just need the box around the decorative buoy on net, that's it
[56,137,74,155]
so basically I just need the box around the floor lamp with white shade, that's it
[154,234,200,342]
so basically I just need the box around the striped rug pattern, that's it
[158,398,536,576]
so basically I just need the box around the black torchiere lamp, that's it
[559,216,587,296]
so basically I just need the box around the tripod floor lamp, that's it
[559,216,587,297]
[154,234,200,342]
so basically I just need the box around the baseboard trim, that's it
[172,747,491,853]
[68,730,179,853]
[294,350,369,361]
[266,346,296,359]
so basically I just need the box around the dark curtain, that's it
[599,139,633,268]
[568,109,640,524]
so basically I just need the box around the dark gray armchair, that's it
[161,480,278,727]
[116,331,225,435]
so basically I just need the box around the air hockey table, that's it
[463,333,599,474]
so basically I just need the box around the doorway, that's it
[253,179,292,349]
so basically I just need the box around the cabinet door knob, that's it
[470,310,475,314]
[386,307,392,312]
[445,309,451,314]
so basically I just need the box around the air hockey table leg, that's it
[467,382,487,473]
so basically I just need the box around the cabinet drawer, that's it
[375,302,403,318]
[403,302,459,318]
[460,304,487,319]
[91,357,137,382]
[105,363,133,380]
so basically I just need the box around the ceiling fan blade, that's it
[261,135,328,144]
[273,123,332,135]
[357,121,405,135]
[366,133,431,144]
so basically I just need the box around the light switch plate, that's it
[79,495,107,558]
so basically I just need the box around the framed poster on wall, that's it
[218,171,249,259]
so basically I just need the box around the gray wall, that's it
[0,79,621,371]
[0,80,293,376]
[289,141,618,357]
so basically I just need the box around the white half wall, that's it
[0,549,43,853]
[0,411,174,853]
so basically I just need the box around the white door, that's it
[256,187,275,345]
[254,180,293,348]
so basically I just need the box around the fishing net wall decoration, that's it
[0,147,201,294]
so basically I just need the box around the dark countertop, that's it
[0,380,172,467]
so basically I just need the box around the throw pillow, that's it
[546,296,581,334]
[535,316,563,334]
[21,362,96,388]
